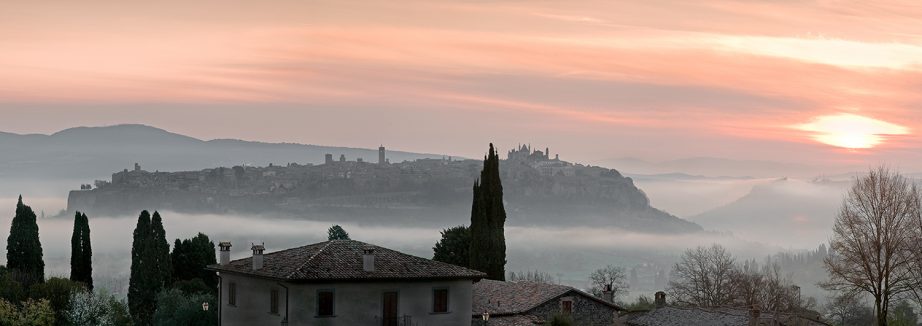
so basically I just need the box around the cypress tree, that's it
[469,144,507,280]
[79,213,92,290]
[69,211,93,290]
[6,195,44,287]
[69,212,81,282]
[150,212,172,287]
[128,210,171,326]
[128,210,152,326]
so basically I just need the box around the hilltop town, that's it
[68,144,700,233]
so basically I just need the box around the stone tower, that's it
[378,145,386,165]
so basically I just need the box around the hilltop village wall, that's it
[68,145,698,232]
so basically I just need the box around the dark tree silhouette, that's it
[6,195,45,288]
[128,210,172,326]
[69,212,93,290]
[171,233,218,292]
[432,225,470,268]
[469,144,507,280]
[327,225,350,241]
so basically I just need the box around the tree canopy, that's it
[432,225,470,268]
[327,225,350,241]
[152,288,217,326]
[171,233,218,292]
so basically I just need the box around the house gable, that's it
[525,289,617,326]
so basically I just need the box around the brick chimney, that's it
[219,241,232,265]
[363,247,376,272]
[654,291,666,309]
[251,243,265,270]
[602,284,614,303]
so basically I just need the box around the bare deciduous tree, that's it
[668,244,736,306]
[823,292,873,326]
[732,259,815,314]
[589,265,629,299]
[910,197,922,309]
[822,167,921,326]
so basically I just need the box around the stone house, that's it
[472,280,623,326]
[208,240,486,326]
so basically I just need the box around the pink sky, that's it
[3,0,922,172]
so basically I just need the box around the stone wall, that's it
[527,290,617,326]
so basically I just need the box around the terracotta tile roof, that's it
[472,279,622,316]
[207,240,486,281]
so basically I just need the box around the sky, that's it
[3,0,922,172]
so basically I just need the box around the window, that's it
[432,288,449,313]
[317,290,335,317]
[228,282,237,306]
[561,299,573,315]
[270,289,279,314]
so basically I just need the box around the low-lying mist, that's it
[0,195,805,300]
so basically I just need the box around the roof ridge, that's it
[287,240,336,279]
[225,241,313,264]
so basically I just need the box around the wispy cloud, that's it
[3,0,922,168]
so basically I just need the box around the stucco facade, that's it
[219,273,474,326]
[209,240,486,326]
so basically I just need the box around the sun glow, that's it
[795,113,909,149]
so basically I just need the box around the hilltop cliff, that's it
[68,144,701,233]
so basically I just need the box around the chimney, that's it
[749,305,761,326]
[602,284,614,303]
[251,243,265,270]
[363,247,376,272]
[219,241,232,265]
[654,291,666,309]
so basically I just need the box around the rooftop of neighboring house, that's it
[472,279,623,317]
[623,305,831,326]
[207,239,486,282]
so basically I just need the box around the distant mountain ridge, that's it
[608,156,822,178]
[690,178,849,247]
[0,124,445,179]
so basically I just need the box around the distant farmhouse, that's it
[208,240,486,326]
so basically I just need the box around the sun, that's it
[794,113,909,149]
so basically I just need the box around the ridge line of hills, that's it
[4,124,702,233]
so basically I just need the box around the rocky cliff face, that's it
[69,152,701,233]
